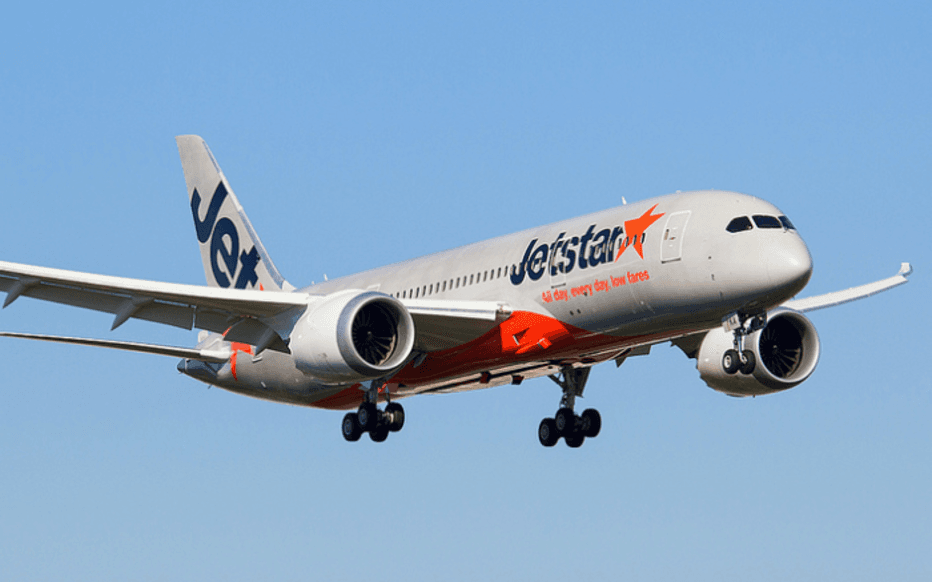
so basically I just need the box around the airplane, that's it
[0,136,912,447]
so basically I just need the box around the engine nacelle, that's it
[697,308,821,396]
[289,290,416,384]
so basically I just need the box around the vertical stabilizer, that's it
[176,135,293,292]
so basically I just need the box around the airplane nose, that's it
[766,236,813,296]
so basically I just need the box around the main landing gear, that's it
[341,380,405,443]
[721,312,765,376]
[538,366,601,448]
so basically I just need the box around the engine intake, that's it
[289,290,415,383]
[697,308,820,396]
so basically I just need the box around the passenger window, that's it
[779,215,796,230]
[753,215,782,229]
[726,216,753,233]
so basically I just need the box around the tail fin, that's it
[176,135,293,292]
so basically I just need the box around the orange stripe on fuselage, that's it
[308,310,694,410]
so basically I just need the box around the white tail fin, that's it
[176,135,293,292]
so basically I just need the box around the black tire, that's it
[554,407,576,435]
[581,408,601,438]
[370,424,390,443]
[386,402,405,432]
[342,412,362,442]
[565,430,585,448]
[722,349,741,374]
[740,350,756,375]
[357,402,378,432]
[538,418,559,447]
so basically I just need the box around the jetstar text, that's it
[510,224,628,286]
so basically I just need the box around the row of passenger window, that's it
[726,214,796,233]
[392,264,512,300]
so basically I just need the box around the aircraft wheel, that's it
[554,407,576,435]
[342,412,362,442]
[370,424,390,443]
[581,408,601,438]
[739,350,756,375]
[386,402,405,432]
[565,430,585,448]
[722,349,741,374]
[357,402,378,432]
[538,418,559,447]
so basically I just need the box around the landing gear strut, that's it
[722,312,765,376]
[539,366,601,448]
[341,380,405,443]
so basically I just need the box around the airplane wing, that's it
[402,298,513,351]
[0,259,516,355]
[0,260,310,344]
[782,262,912,313]
[671,263,912,360]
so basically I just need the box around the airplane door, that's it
[661,211,690,263]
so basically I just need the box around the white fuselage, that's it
[185,190,813,408]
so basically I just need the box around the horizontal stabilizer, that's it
[0,331,231,363]
[783,262,912,313]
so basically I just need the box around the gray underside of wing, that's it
[403,299,513,351]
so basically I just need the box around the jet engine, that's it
[697,308,820,396]
[289,290,416,384]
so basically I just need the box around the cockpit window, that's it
[726,216,753,233]
[779,215,796,230]
[753,215,782,229]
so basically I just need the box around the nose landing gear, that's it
[538,366,601,448]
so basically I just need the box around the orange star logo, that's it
[615,204,665,261]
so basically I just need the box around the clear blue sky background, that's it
[1,2,929,580]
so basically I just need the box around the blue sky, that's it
[1,2,929,580]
